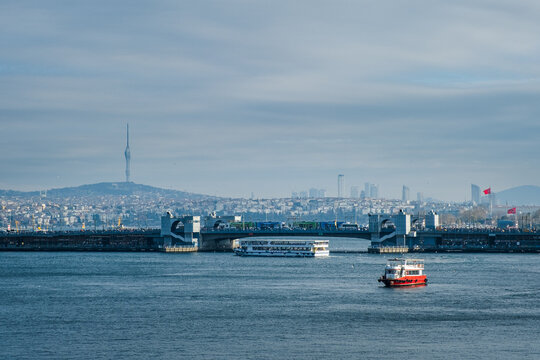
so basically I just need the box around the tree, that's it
[440,213,457,226]
[458,207,488,224]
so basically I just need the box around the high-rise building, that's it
[417,192,424,203]
[350,186,359,199]
[471,184,480,205]
[124,124,131,183]
[425,210,439,229]
[338,174,344,198]
[308,188,326,198]
[370,184,378,199]
[364,182,371,197]
[402,185,410,203]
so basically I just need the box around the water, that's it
[1,241,539,359]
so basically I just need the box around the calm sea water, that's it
[1,239,539,359]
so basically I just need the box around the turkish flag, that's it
[507,207,516,214]
[483,188,491,195]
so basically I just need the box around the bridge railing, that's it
[201,228,370,233]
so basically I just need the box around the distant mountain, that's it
[0,182,213,200]
[0,189,34,197]
[496,185,540,206]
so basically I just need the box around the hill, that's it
[496,185,540,206]
[0,182,212,200]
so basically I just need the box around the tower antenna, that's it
[124,123,131,182]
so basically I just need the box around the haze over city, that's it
[2,1,540,200]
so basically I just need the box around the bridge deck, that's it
[200,229,374,242]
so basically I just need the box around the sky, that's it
[1,0,540,200]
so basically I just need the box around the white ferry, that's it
[234,239,330,257]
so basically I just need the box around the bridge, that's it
[199,229,378,250]
[161,212,540,252]
[2,212,538,252]
[161,212,394,251]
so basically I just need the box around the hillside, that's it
[496,185,540,206]
[0,182,212,200]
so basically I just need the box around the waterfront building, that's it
[425,210,439,229]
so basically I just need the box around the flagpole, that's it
[489,185,493,219]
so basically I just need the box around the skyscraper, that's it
[124,124,131,183]
[364,182,371,196]
[402,185,410,203]
[350,186,359,199]
[337,174,344,198]
[471,184,480,205]
[370,184,378,199]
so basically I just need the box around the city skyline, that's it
[1,176,514,204]
[1,1,540,200]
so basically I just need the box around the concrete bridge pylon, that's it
[161,212,200,247]
[369,210,411,247]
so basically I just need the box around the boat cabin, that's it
[384,258,424,280]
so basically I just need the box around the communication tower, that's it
[124,124,131,182]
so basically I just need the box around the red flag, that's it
[507,207,516,214]
[483,188,491,195]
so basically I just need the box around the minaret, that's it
[124,123,131,182]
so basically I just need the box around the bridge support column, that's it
[198,236,236,251]
[369,211,411,248]
[161,213,200,249]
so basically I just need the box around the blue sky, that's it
[1,1,540,200]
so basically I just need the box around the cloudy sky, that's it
[1,1,539,200]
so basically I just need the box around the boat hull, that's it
[234,250,329,257]
[378,275,427,287]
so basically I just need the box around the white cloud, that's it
[1,0,540,198]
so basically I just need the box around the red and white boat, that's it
[378,258,427,287]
